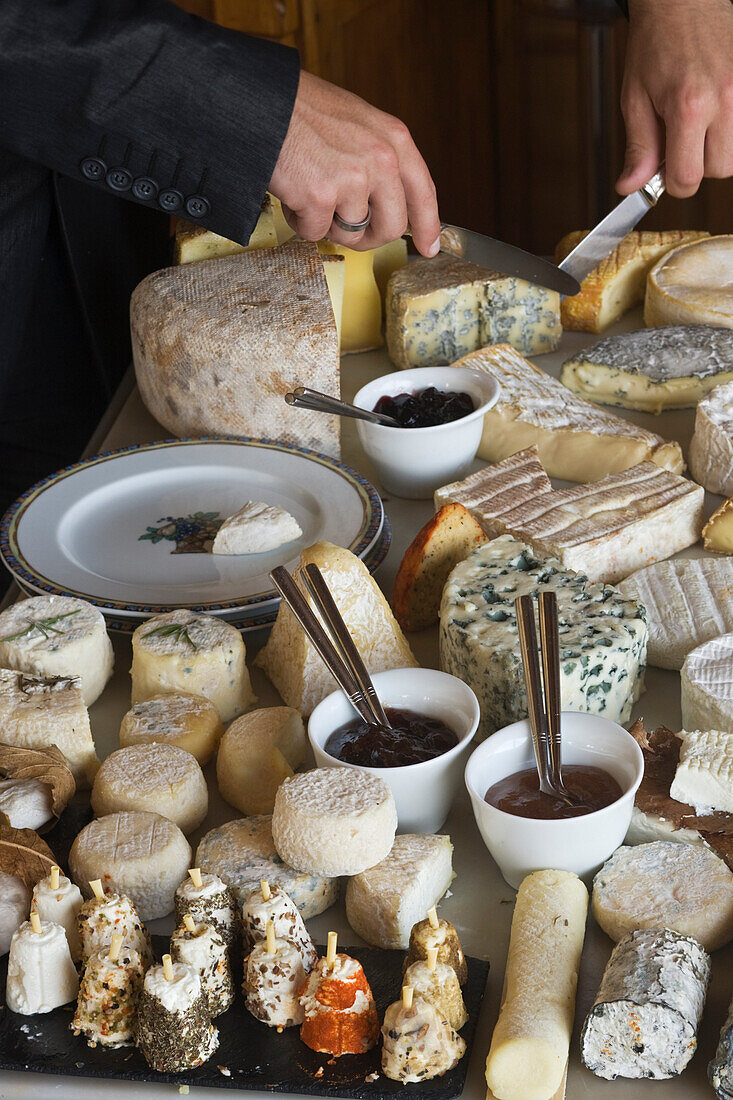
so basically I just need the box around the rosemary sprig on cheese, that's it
[142,623,199,650]
[0,610,81,642]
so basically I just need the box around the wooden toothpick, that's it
[426,946,439,971]
[402,985,414,1009]
[50,865,60,891]
[183,914,197,935]
[326,931,338,968]
[90,879,105,900]
[108,934,123,962]
[266,920,277,956]
[427,906,439,930]
[260,880,271,902]
[188,868,203,889]
[30,911,42,934]
[162,954,174,981]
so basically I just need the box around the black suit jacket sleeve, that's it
[0,0,300,245]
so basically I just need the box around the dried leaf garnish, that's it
[0,743,76,822]
[0,816,56,889]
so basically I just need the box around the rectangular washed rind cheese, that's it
[449,344,684,481]
[645,235,733,330]
[691,380,733,497]
[440,535,648,740]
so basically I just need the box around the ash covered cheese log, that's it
[72,944,146,1047]
[6,918,80,1014]
[76,890,152,966]
[174,871,238,948]
[0,596,113,706]
[485,870,588,1100]
[131,610,255,724]
[33,869,83,962]
[241,882,317,967]
[119,691,224,766]
[170,921,234,1017]
[440,535,647,740]
[581,929,710,1080]
[709,994,733,1098]
[136,959,218,1072]
[91,743,208,835]
[690,380,733,496]
[131,241,342,458]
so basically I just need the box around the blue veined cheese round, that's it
[195,815,338,919]
[439,535,648,740]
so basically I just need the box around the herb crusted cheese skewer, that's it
[72,934,145,1047]
[136,953,219,1072]
[241,880,316,966]
[171,916,234,1016]
[381,984,466,1083]
[76,880,152,966]
[243,918,309,1028]
[174,869,238,947]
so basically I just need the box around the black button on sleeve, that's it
[158,188,184,212]
[132,177,158,201]
[80,157,106,181]
[106,167,133,192]
[185,195,210,219]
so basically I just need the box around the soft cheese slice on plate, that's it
[682,634,733,734]
[212,501,302,556]
[618,558,733,669]
[450,344,684,481]
[560,325,733,414]
[645,235,733,330]
[690,380,733,496]
[670,730,733,814]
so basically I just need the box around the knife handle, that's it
[641,166,665,207]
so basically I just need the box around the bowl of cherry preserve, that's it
[352,366,500,499]
[308,667,480,833]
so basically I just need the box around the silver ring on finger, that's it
[333,207,371,233]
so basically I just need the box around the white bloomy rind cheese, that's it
[385,254,560,370]
[131,240,342,458]
[345,834,454,950]
[32,871,83,962]
[619,558,733,671]
[6,919,79,1014]
[485,869,588,1100]
[670,729,733,814]
[195,815,338,918]
[0,873,30,957]
[131,610,255,724]
[0,596,113,706]
[682,633,733,734]
[119,692,223,766]
[440,535,647,740]
[0,669,99,787]
[645,235,733,330]
[212,501,302,556]
[689,379,733,496]
[69,810,192,921]
[91,743,209,835]
[449,344,684,481]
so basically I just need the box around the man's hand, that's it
[617,0,733,198]
[269,71,441,256]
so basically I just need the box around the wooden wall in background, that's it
[173,0,732,253]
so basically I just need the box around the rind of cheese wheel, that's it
[272,767,397,877]
[216,707,305,815]
[485,869,588,1100]
[256,541,417,715]
[131,610,255,724]
[0,595,113,706]
[91,743,208,835]
[118,691,223,765]
[195,814,338,917]
[645,235,733,330]
[0,669,98,787]
[345,834,454,950]
[69,811,192,921]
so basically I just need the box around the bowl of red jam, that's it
[352,366,499,499]
[308,667,480,833]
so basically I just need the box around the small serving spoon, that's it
[284,386,400,427]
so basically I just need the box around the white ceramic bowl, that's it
[352,366,499,499]
[308,667,480,833]
[464,712,644,889]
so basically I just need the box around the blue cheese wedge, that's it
[211,501,302,556]
[195,815,338,919]
[581,929,709,1080]
[440,535,647,739]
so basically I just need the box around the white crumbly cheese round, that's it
[0,778,53,830]
[91,743,208,835]
[0,872,29,956]
[0,595,113,706]
[119,691,224,765]
[69,811,192,921]
[689,379,733,496]
[212,501,302,555]
[130,610,256,723]
[216,706,305,815]
[592,841,733,951]
[645,235,733,330]
[272,767,397,877]
[195,815,338,917]
[682,633,733,733]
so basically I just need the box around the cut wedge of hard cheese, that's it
[256,541,417,715]
[485,869,588,1100]
[645,235,733,329]
[704,499,733,553]
[448,344,684,480]
[690,380,733,496]
[682,634,733,733]
[174,194,282,263]
[560,325,733,414]
[131,240,343,458]
[555,229,707,333]
[317,240,383,352]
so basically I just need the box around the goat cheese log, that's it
[72,945,146,1047]
[32,870,83,962]
[403,913,468,984]
[170,922,234,1016]
[243,934,309,1027]
[403,958,467,1031]
[136,960,218,1072]
[299,954,380,1055]
[6,919,79,1014]
[581,929,710,1079]
[77,892,152,967]
[710,994,733,1098]
[381,995,466,1083]
[240,882,317,967]
[174,871,238,948]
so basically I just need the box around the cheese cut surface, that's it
[317,241,383,352]
[682,634,733,734]
[440,535,647,740]
[449,344,684,481]
[560,325,733,413]
[345,834,454,950]
[704,498,733,554]
[485,870,588,1100]
[174,195,279,263]
[131,240,342,458]
[645,235,733,330]
[555,229,708,333]
[119,691,223,765]
[690,380,733,496]
[670,729,733,814]
[195,815,338,918]
[618,558,733,670]
[216,706,305,815]
[91,743,208,834]
[211,501,302,556]
[385,255,560,370]
[256,541,417,715]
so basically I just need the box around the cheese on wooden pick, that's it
[91,743,208,835]
[485,869,588,1100]
[119,691,223,765]
[256,541,417,715]
[682,634,733,733]
[130,610,255,723]
[216,706,305,815]
[0,669,98,786]
[704,498,733,553]
[690,380,733,496]
[131,240,342,458]
[645,235,733,329]
[450,344,684,480]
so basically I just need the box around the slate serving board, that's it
[0,936,489,1099]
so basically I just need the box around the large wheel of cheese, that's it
[91,744,208,835]
[69,811,191,921]
[592,841,733,951]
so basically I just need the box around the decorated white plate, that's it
[2,438,384,615]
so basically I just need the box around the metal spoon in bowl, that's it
[284,386,400,427]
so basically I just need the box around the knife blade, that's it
[558,169,666,286]
[433,223,582,297]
